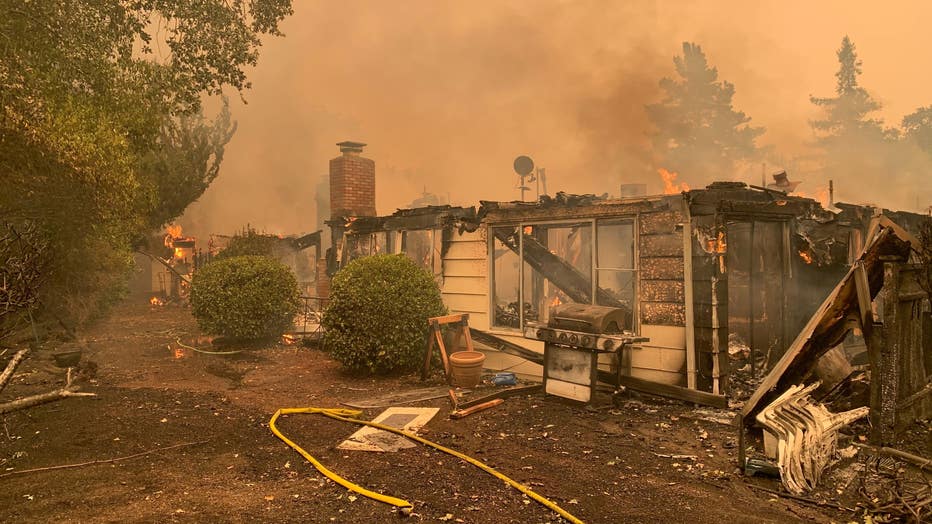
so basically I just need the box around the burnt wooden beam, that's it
[469,329,544,365]
[492,229,629,312]
[457,384,543,410]
[605,373,728,409]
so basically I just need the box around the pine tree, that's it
[810,36,884,144]
[646,42,764,183]
[902,106,932,158]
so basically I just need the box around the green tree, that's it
[902,106,932,159]
[0,1,293,335]
[138,98,238,233]
[807,36,922,206]
[646,42,764,183]
[810,36,885,144]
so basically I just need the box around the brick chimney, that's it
[329,141,375,218]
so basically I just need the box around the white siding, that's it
[440,229,489,330]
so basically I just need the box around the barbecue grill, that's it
[524,303,648,402]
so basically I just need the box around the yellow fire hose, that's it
[269,407,584,524]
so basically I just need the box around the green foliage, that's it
[190,256,301,340]
[138,98,238,232]
[903,106,932,159]
[807,36,932,208]
[810,36,884,144]
[218,226,289,260]
[646,42,764,183]
[323,254,446,375]
[0,1,292,332]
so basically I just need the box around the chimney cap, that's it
[337,141,367,153]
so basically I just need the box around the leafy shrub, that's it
[323,254,446,374]
[190,255,301,340]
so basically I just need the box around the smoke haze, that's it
[181,0,932,237]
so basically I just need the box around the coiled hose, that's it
[269,407,584,523]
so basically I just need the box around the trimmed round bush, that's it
[323,254,446,374]
[190,255,301,340]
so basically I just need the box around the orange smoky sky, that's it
[181,0,931,237]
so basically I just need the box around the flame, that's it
[795,187,831,208]
[173,247,185,259]
[172,346,186,359]
[150,296,165,306]
[550,295,563,307]
[798,250,813,264]
[281,334,297,346]
[659,168,689,194]
[705,231,727,254]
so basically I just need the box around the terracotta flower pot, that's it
[449,351,486,387]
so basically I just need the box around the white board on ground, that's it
[337,407,439,452]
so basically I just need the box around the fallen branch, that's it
[0,440,209,478]
[0,369,95,415]
[450,398,504,419]
[0,346,30,394]
[745,482,853,511]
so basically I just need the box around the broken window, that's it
[596,219,636,311]
[401,229,443,280]
[491,226,521,329]
[522,222,592,324]
[372,231,388,255]
[489,218,637,331]
[402,230,432,270]
[342,233,371,264]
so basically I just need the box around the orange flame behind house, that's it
[659,169,689,195]
[795,187,831,208]
[150,296,165,306]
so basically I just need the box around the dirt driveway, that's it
[0,301,845,523]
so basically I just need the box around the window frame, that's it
[487,216,639,333]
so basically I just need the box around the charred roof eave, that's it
[686,182,832,220]
[331,205,479,234]
[479,192,681,223]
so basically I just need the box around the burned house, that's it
[323,154,931,406]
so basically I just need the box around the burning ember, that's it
[550,294,563,307]
[704,231,727,254]
[798,249,814,264]
[150,296,165,306]
[281,334,297,346]
[659,168,689,194]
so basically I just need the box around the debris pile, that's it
[755,381,868,494]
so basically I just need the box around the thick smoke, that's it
[181,1,932,238]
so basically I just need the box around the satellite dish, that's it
[513,155,534,176]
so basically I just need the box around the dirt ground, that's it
[0,300,884,523]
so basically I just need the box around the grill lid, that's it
[547,303,630,334]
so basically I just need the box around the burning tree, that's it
[646,42,764,186]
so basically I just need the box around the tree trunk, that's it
[0,347,30,394]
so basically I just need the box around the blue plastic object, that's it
[491,372,517,386]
